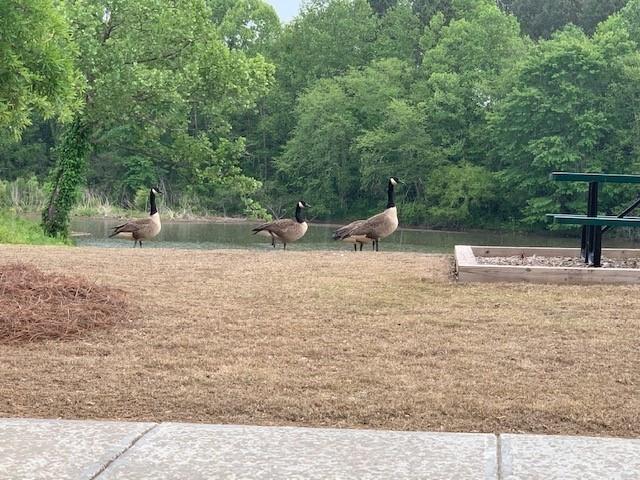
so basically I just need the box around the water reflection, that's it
[70,217,639,253]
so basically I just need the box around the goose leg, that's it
[133,240,137,248]
[139,241,143,248]
[354,244,357,252]
[283,243,287,251]
[359,242,363,251]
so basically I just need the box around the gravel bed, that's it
[476,255,640,269]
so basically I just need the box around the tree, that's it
[0,118,57,180]
[402,1,527,224]
[208,0,281,54]
[0,0,80,139]
[607,0,640,44]
[43,0,274,236]
[368,0,398,15]
[273,0,378,93]
[277,59,415,217]
[490,26,640,225]
[279,1,528,226]
[500,0,628,39]
[236,0,379,203]
[579,0,628,35]
[412,0,456,26]
[375,0,422,62]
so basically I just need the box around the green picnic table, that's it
[547,172,640,267]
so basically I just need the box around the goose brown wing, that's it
[253,218,296,237]
[110,218,151,236]
[332,219,366,240]
[346,212,387,239]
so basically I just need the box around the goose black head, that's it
[389,177,402,186]
[297,200,310,208]
[151,187,163,195]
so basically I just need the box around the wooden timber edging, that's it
[455,245,640,285]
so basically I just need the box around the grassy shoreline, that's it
[0,245,638,437]
[0,211,69,246]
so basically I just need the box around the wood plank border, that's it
[454,245,477,266]
[455,245,640,284]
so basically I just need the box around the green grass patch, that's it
[0,210,70,246]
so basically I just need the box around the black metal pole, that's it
[592,226,602,267]
[602,195,640,234]
[586,182,599,266]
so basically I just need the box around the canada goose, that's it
[109,187,162,247]
[333,177,401,252]
[332,219,373,251]
[252,201,310,250]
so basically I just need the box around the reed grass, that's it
[0,177,47,213]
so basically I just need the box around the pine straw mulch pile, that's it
[0,263,131,343]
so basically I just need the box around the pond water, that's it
[70,217,640,253]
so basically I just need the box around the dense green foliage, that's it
[265,0,640,227]
[499,0,628,39]
[490,24,640,226]
[2,0,640,234]
[0,0,80,139]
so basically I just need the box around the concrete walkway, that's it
[0,419,638,479]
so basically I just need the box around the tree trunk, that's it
[42,117,90,237]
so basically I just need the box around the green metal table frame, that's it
[549,172,640,267]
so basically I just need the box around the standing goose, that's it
[333,177,401,252]
[332,219,372,251]
[109,187,162,247]
[252,201,310,250]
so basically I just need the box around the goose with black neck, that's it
[109,187,162,247]
[252,201,310,250]
[333,177,402,251]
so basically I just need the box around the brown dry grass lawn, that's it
[0,245,638,437]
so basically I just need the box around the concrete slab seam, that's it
[91,423,159,480]
[496,434,502,480]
